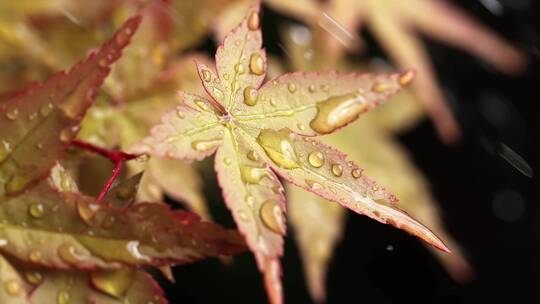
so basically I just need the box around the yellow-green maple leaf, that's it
[132,2,448,303]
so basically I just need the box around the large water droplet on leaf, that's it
[249,53,264,75]
[240,166,270,184]
[25,271,43,285]
[3,280,21,296]
[310,93,368,134]
[259,200,285,234]
[308,151,325,168]
[257,129,300,169]
[57,290,70,304]
[247,11,260,30]
[28,203,45,218]
[243,86,258,106]
[91,269,134,299]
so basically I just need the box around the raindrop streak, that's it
[257,129,300,169]
[498,143,534,177]
[310,93,368,134]
[259,200,285,234]
[318,12,356,48]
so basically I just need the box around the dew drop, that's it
[245,195,255,208]
[371,82,392,93]
[287,83,297,93]
[247,150,258,161]
[256,129,300,169]
[223,73,230,80]
[0,140,11,163]
[234,63,245,75]
[28,203,45,218]
[78,202,99,225]
[194,100,210,111]
[331,164,343,177]
[223,157,232,166]
[126,241,150,262]
[3,280,21,296]
[58,244,86,265]
[249,53,264,75]
[98,58,108,68]
[5,108,19,120]
[201,69,212,82]
[40,103,54,117]
[351,168,362,178]
[5,174,33,195]
[320,84,329,92]
[305,179,323,191]
[259,200,285,234]
[28,250,42,263]
[308,84,316,93]
[247,11,260,30]
[297,123,306,131]
[269,98,277,107]
[241,166,270,184]
[243,86,258,106]
[398,71,414,86]
[25,271,43,285]
[91,269,133,299]
[176,110,185,119]
[212,87,224,100]
[238,209,250,222]
[309,93,367,134]
[59,126,79,143]
[115,31,129,45]
[57,290,70,304]
[191,138,221,152]
[308,151,325,168]
[28,112,37,121]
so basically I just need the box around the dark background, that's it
[162,0,540,303]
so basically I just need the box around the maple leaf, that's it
[264,0,526,143]
[132,2,449,303]
[278,22,472,302]
[0,15,141,198]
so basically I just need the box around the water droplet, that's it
[28,203,44,218]
[398,71,414,86]
[28,112,37,120]
[297,123,306,131]
[234,39,241,46]
[269,98,277,107]
[25,271,43,285]
[247,150,258,161]
[371,82,392,93]
[351,168,362,178]
[305,179,323,191]
[5,108,19,120]
[91,269,133,299]
[259,200,285,234]
[247,11,260,30]
[115,31,129,45]
[257,129,300,169]
[58,244,87,265]
[234,63,245,74]
[59,126,79,143]
[241,166,271,184]
[223,73,230,80]
[308,84,316,93]
[40,103,54,117]
[36,143,43,149]
[57,290,70,304]
[29,250,42,262]
[191,138,221,152]
[243,87,258,106]
[78,202,99,225]
[176,110,185,119]
[201,69,211,82]
[212,87,224,100]
[0,140,11,163]
[126,241,150,262]
[98,58,108,68]
[329,164,342,177]
[309,93,367,134]
[245,195,255,208]
[238,209,250,222]
[195,100,210,111]
[287,83,297,93]
[249,53,264,75]
[5,174,33,195]
[320,84,329,92]
[3,280,21,296]
[308,151,325,168]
